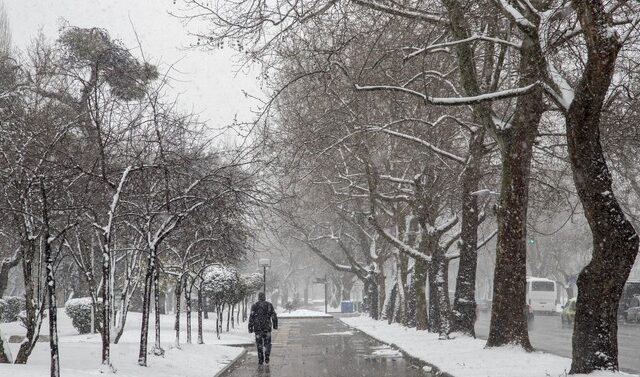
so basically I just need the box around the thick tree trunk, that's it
[452,130,484,336]
[486,35,543,350]
[567,2,636,372]
[367,277,379,319]
[428,266,438,332]
[414,259,428,330]
[433,249,452,339]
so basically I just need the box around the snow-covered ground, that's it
[341,316,638,377]
[279,309,332,318]
[0,309,252,376]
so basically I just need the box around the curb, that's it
[214,347,247,377]
[341,321,455,377]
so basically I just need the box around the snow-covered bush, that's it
[202,265,240,306]
[65,297,103,334]
[244,273,263,294]
[0,296,26,323]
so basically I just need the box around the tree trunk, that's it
[386,282,398,324]
[433,249,452,339]
[14,236,40,364]
[197,286,204,344]
[486,35,543,351]
[153,267,164,356]
[174,277,182,348]
[0,327,11,363]
[0,252,19,297]
[428,265,439,332]
[186,279,192,343]
[137,249,155,366]
[413,259,428,330]
[98,232,114,370]
[566,1,637,372]
[41,185,60,377]
[367,277,379,320]
[376,271,386,319]
[304,279,309,305]
[452,130,484,336]
[429,247,451,339]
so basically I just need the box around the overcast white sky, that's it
[4,0,262,132]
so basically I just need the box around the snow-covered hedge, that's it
[65,297,102,334]
[0,296,26,323]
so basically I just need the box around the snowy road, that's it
[219,317,428,377]
[475,311,640,373]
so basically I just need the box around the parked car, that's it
[561,298,576,327]
[624,295,640,323]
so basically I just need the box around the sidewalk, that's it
[220,317,426,377]
[340,316,638,377]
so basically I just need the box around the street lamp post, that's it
[258,258,271,295]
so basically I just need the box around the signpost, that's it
[314,274,328,314]
[258,258,271,294]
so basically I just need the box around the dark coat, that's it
[248,299,278,333]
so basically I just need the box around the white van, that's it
[526,277,557,313]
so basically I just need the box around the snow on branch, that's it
[378,174,414,185]
[405,34,521,60]
[493,0,536,30]
[369,214,431,262]
[355,82,539,106]
[433,215,459,237]
[351,0,446,24]
[367,127,466,164]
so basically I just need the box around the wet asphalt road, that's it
[475,311,640,373]
[219,317,430,377]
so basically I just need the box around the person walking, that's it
[248,292,278,365]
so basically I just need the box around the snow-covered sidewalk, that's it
[340,316,638,377]
[0,310,252,377]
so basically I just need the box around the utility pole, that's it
[314,275,328,314]
[324,274,327,314]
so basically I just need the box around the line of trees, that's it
[177,0,640,373]
[0,18,260,377]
